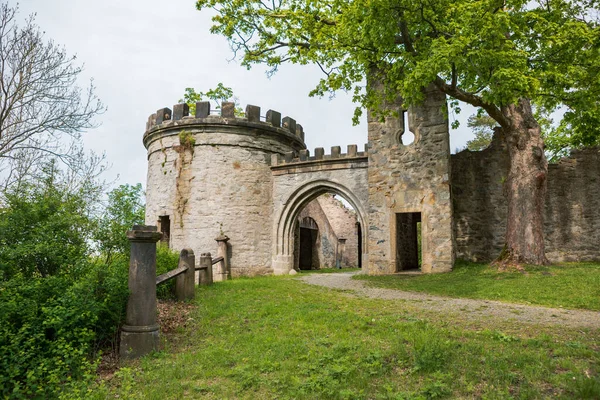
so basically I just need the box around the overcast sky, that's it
[19,0,476,189]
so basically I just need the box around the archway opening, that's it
[293,193,361,271]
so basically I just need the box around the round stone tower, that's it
[143,101,306,277]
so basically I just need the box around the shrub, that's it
[0,259,129,399]
[156,244,181,299]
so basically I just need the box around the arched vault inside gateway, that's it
[272,179,368,275]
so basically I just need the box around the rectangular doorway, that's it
[395,212,421,271]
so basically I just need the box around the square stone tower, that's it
[367,81,454,274]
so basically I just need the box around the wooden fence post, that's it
[120,225,162,360]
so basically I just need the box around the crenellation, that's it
[296,124,304,141]
[245,104,260,122]
[331,146,341,158]
[143,87,600,280]
[266,109,281,127]
[155,107,172,124]
[315,147,324,160]
[145,103,305,145]
[221,102,235,118]
[173,103,189,121]
[196,101,210,118]
[348,144,357,157]
[282,116,296,134]
[299,149,310,161]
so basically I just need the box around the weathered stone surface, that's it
[366,77,453,274]
[282,116,296,134]
[173,103,189,121]
[266,110,281,127]
[315,147,324,160]
[299,149,309,161]
[271,157,368,275]
[120,225,162,360]
[301,195,360,268]
[221,102,235,118]
[155,107,172,124]
[196,101,210,118]
[245,104,260,122]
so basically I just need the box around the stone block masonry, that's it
[367,78,454,274]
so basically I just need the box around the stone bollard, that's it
[120,225,162,360]
[215,235,231,281]
[198,252,213,285]
[175,249,195,301]
[336,238,347,269]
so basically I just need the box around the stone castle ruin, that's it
[143,87,600,276]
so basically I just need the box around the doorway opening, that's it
[158,215,171,247]
[395,212,421,271]
[293,193,361,271]
[298,217,319,270]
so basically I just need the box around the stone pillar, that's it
[175,249,195,301]
[120,225,162,360]
[215,235,231,281]
[198,252,213,285]
[336,238,347,269]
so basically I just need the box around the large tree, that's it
[0,4,104,178]
[196,0,600,265]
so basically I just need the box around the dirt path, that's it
[299,272,600,329]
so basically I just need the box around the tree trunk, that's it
[500,98,549,265]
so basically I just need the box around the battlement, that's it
[271,144,369,167]
[144,101,305,142]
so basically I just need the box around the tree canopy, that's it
[196,0,599,133]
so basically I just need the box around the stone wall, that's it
[316,195,359,267]
[452,134,600,262]
[367,81,454,274]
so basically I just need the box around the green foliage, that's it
[464,113,496,151]
[156,244,180,299]
[196,0,600,142]
[0,162,138,398]
[0,162,97,280]
[178,130,196,150]
[179,83,244,116]
[94,183,145,264]
[0,259,129,398]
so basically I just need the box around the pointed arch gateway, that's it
[272,179,368,275]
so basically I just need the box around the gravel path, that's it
[299,272,600,329]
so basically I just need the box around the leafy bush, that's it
[0,168,95,281]
[0,259,129,398]
[156,244,181,299]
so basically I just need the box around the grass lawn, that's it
[88,274,600,399]
[355,261,600,311]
